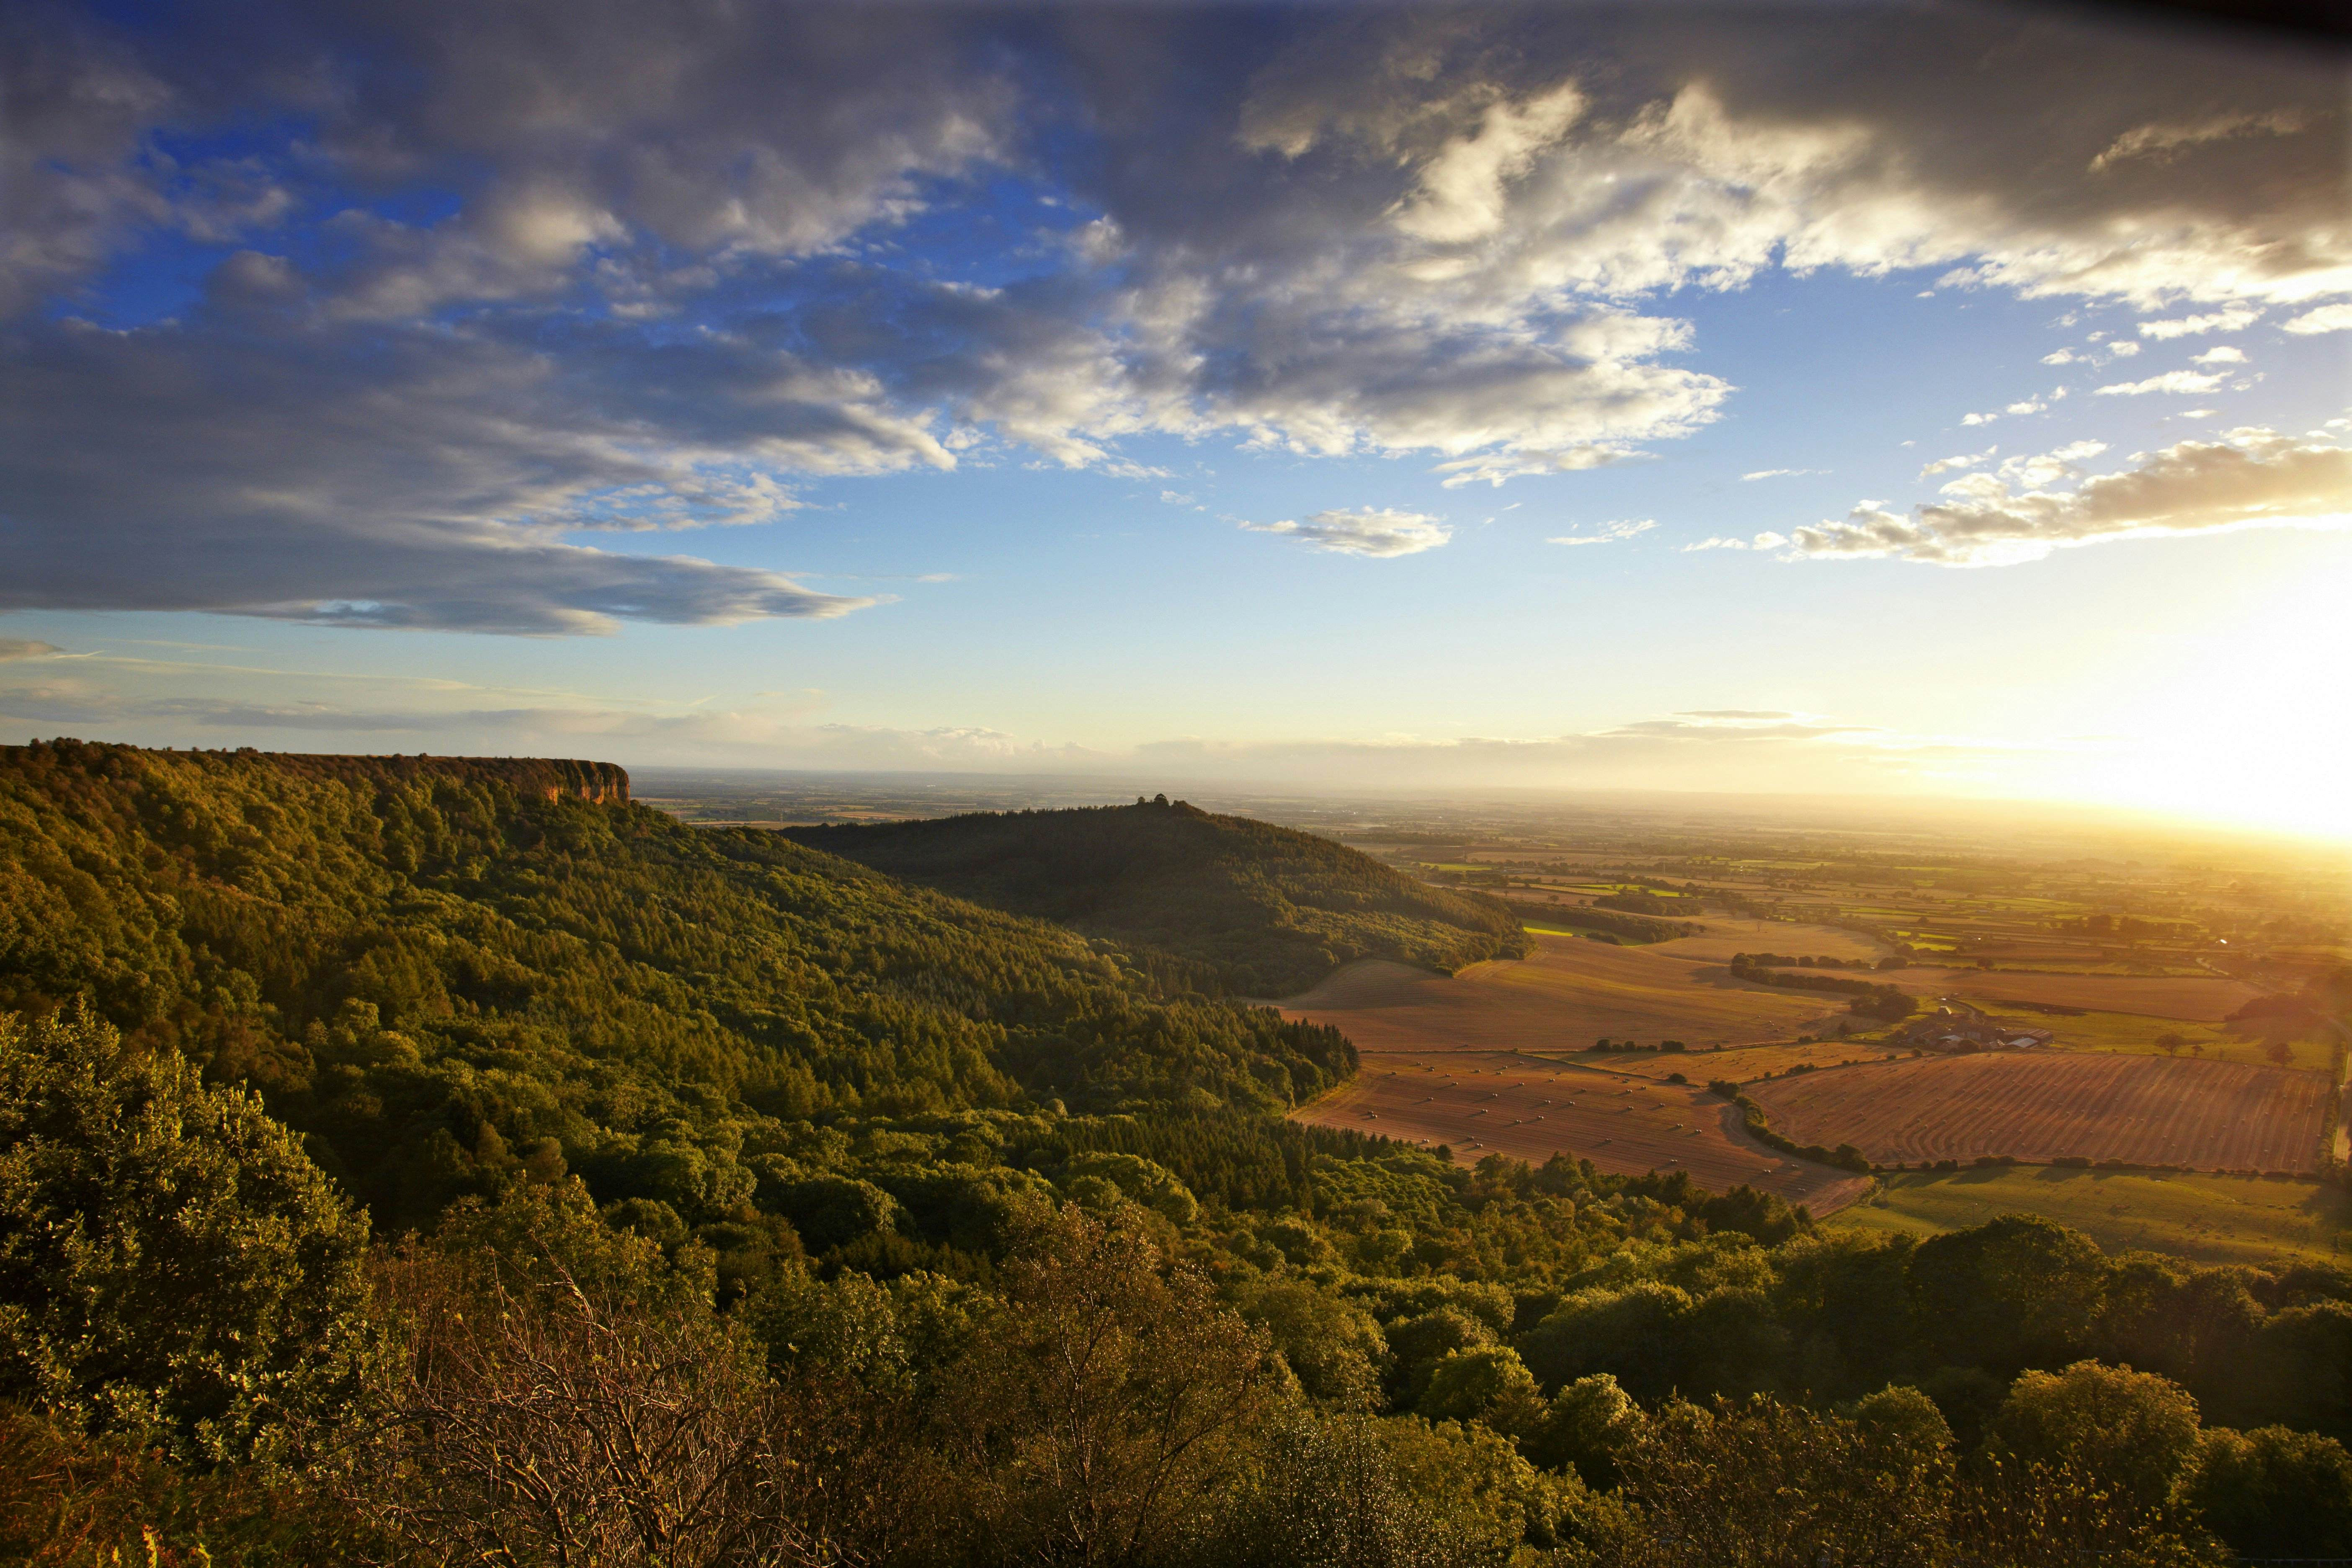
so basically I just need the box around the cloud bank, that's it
[1790,428,2352,567]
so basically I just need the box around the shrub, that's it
[0,1006,377,1464]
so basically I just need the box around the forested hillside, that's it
[5,743,2351,1566]
[786,799,1529,996]
[0,740,1351,1233]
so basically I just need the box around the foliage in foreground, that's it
[8,1006,2352,1566]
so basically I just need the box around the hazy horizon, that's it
[3,1,2344,840]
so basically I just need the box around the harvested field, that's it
[1890,967,2264,1022]
[1746,1053,2331,1172]
[1279,934,1838,1055]
[1295,1050,1872,1215]
[1651,922,1889,964]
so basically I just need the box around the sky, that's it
[2,0,2348,838]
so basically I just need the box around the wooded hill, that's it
[786,799,1529,997]
[0,741,1352,1234]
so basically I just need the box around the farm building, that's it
[1891,1010,2054,1053]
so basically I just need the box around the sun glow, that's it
[2034,563,2352,842]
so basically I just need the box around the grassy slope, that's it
[1834,1166,2352,1266]
[786,800,1528,997]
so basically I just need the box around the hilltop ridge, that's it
[785,797,1529,997]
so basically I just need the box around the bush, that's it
[0,1006,377,1464]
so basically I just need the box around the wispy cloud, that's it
[1741,468,1823,482]
[1239,508,1452,557]
[2138,306,2260,338]
[2095,370,2227,396]
[1547,518,1656,547]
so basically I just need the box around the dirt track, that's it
[1294,1050,1874,1216]
[1746,1052,2329,1171]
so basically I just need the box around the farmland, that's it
[1293,1050,1874,1215]
[1887,965,2265,1021]
[1834,1166,2352,1267]
[1279,933,1842,1054]
[1746,1052,2331,1172]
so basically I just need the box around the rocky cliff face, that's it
[171,750,631,804]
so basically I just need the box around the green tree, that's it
[1987,1360,2203,1517]
[1520,1372,1644,1489]
[2185,1425,2352,1557]
[0,1005,376,1464]
[1416,1346,1542,1430]
[1908,1214,2107,1372]
[941,1204,1277,1567]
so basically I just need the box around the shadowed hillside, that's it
[785,798,1530,997]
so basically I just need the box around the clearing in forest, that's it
[1293,1050,1872,1215]
[1746,1052,2331,1173]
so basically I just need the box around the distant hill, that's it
[785,798,1529,997]
[0,742,1353,1232]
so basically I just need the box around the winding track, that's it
[1294,1050,1874,1215]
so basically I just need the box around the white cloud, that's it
[2138,307,2260,339]
[1682,530,1785,552]
[2095,371,2227,396]
[2041,348,2078,365]
[1788,426,2350,566]
[1920,446,1996,478]
[1993,439,2108,489]
[1239,507,1452,557]
[1547,518,1657,547]
[2191,346,2247,364]
[2283,304,2352,335]
[1741,468,1822,481]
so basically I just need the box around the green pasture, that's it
[2027,1008,2336,1073]
[1833,1166,2352,1267]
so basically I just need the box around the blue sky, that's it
[2,1,2347,836]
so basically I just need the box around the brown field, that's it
[1280,934,1840,1053]
[1295,1051,1873,1215]
[1890,967,2265,1022]
[1746,1053,2331,1172]
[1648,922,1889,964]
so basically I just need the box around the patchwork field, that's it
[1279,934,1840,1054]
[1833,1166,2352,1267]
[1746,1052,2330,1172]
[1294,1050,1872,1215]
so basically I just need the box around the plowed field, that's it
[1293,1051,1873,1215]
[1746,1053,2329,1172]
[1279,934,1840,1053]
